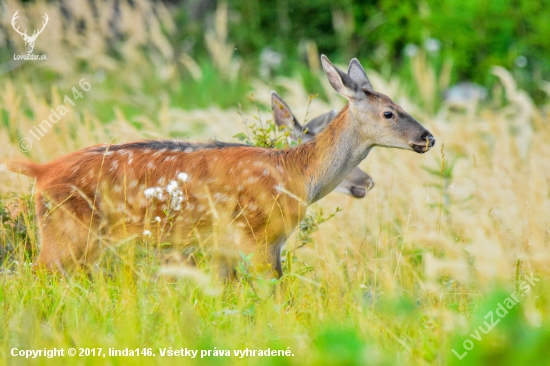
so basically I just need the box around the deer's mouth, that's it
[349,180,375,198]
[409,133,435,154]
[350,186,367,198]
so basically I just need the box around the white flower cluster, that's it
[144,187,163,200]
[143,172,190,211]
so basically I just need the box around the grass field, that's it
[2,2,550,365]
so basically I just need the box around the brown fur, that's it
[10,135,320,276]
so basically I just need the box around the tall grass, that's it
[1,2,550,366]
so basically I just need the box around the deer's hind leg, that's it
[35,192,104,272]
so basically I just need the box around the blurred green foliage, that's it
[3,0,547,111]
[178,0,549,100]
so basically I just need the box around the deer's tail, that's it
[7,159,45,179]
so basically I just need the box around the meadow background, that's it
[1,0,550,365]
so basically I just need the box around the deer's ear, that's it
[303,110,337,135]
[271,91,303,138]
[348,58,373,91]
[321,55,361,101]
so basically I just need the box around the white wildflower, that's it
[515,55,527,68]
[424,38,441,53]
[404,44,418,57]
[144,188,155,199]
[154,216,161,223]
[166,180,179,194]
[170,190,185,210]
[177,172,189,182]
[143,230,152,237]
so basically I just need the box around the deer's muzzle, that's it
[409,132,435,154]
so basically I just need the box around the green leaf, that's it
[233,132,247,141]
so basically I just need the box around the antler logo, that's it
[11,10,49,54]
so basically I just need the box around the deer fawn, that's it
[8,56,435,277]
[271,92,374,198]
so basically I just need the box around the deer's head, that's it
[321,55,435,154]
[272,92,375,198]
[11,11,49,54]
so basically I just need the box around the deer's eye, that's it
[383,111,393,119]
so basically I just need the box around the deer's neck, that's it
[287,104,373,203]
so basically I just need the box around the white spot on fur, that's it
[153,149,167,156]
[130,180,138,188]
[109,160,119,172]
[184,147,193,153]
[214,192,230,202]
[113,185,122,193]
[158,176,166,185]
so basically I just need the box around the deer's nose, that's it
[422,132,435,147]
